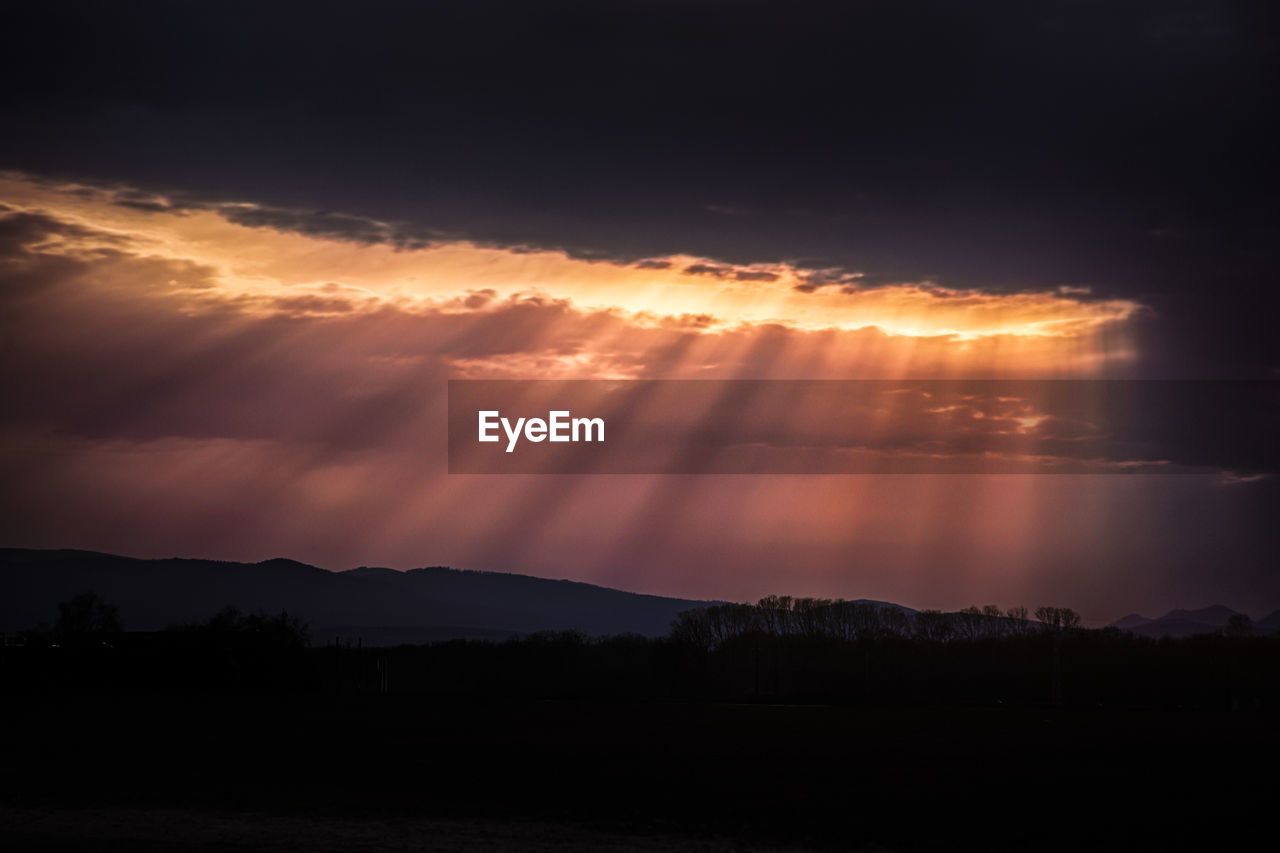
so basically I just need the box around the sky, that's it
[1,1,1277,622]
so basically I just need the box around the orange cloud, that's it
[1,173,1141,378]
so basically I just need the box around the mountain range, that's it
[0,548,719,643]
[3,548,1275,644]
[1109,605,1280,638]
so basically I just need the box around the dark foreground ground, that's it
[1,690,1276,852]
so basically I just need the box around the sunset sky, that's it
[2,1,1277,622]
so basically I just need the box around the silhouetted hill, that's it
[1109,604,1266,638]
[0,548,721,641]
[1162,605,1239,626]
[1111,613,1153,631]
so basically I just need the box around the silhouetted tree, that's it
[793,597,836,638]
[1005,605,1030,635]
[914,609,954,643]
[757,595,793,636]
[881,608,911,637]
[957,606,986,640]
[1224,614,1253,638]
[671,609,714,651]
[55,590,121,641]
[176,605,309,648]
[1033,605,1080,706]
[1035,606,1080,631]
[849,602,884,640]
[981,605,1005,638]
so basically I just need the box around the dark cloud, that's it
[682,263,731,278]
[793,269,866,293]
[670,262,778,283]
[679,262,780,281]
[109,188,193,213]
[266,293,365,315]
[3,1,1275,375]
[0,209,125,253]
[215,204,443,250]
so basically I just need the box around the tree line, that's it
[670,596,1085,650]
[4,591,1277,709]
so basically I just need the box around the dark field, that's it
[2,689,1276,852]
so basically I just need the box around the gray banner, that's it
[448,380,1277,475]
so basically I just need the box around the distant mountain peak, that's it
[1162,604,1239,623]
[341,566,402,578]
[256,557,318,570]
[1111,613,1152,630]
[1110,604,1252,638]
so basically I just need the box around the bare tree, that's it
[850,602,883,640]
[1224,614,1253,638]
[55,590,121,640]
[1033,605,1079,706]
[982,604,1005,638]
[1005,605,1030,636]
[756,595,782,635]
[1034,605,1061,630]
[792,597,835,639]
[1034,606,1081,631]
[671,609,714,651]
[882,608,911,638]
[957,606,985,641]
[914,610,954,643]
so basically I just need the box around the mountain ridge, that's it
[1108,604,1278,638]
[5,548,1272,643]
[0,547,721,641]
